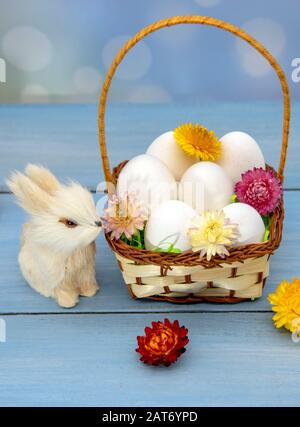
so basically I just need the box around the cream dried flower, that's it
[187,210,239,261]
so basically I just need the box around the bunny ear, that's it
[25,164,61,194]
[6,171,53,215]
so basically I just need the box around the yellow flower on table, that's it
[268,278,300,332]
[174,122,221,161]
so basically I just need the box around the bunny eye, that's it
[59,218,78,228]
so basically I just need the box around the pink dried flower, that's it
[102,193,148,240]
[235,167,282,215]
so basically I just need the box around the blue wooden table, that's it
[0,103,299,407]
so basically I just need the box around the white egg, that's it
[223,203,265,246]
[179,161,233,212]
[146,131,197,181]
[117,154,177,213]
[145,200,198,252]
[217,131,265,184]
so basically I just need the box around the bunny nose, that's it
[95,220,102,227]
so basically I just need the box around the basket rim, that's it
[104,162,284,268]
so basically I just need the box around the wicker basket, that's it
[98,16,290,303]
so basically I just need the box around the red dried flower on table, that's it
[235,167,282,215]
[136,319,189,367]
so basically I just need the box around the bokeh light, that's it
[2,26,53,72]
[73,66,102,94]
[0,0,297,103]
[128,84,171,103]
[236,18,286,77]
[21,83,49,103]
[102,35,152,80]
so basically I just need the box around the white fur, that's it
[7,164,102,308]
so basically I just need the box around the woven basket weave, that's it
[98,16,290,303]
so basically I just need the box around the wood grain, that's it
[0,103,299,191]
[0,103,299,407]
[0,313,298,407]
[0,192,298,314]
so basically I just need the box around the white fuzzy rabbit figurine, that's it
[7,164,102,308]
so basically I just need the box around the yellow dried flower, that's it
[174,123,221,161]
[187,210,239,261]
[268,278,300,332]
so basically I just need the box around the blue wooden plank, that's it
[0,102,299,191]
[0,191,298,313]
[0,312,299,407]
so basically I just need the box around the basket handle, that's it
[98,16,290,191]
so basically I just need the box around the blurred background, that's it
[0,0,299,103]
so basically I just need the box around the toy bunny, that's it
[7,164,102,308]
